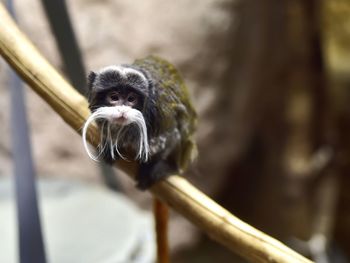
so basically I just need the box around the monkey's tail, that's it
[153,198,169,263]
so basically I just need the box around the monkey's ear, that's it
[86,71,97,101]
[87,71,97,91]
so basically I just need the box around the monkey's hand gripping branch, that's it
[0,4,313,263]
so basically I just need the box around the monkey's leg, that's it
[136,160,176,190]
[136,161,173,263]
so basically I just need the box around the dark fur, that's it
[87,67,170,189]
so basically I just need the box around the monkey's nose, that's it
[113,116,128,125]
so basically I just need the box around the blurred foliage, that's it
[323,0,350,73]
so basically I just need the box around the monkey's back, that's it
[133,56,197,170]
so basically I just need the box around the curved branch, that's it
[0,4,312,263]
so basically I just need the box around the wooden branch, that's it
[0,4,313,263]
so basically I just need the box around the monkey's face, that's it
[82,66,150,162]
[94,88,145,126]
[88,66,149,125]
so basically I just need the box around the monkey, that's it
[82,55,197,262]
[82,55,197,189]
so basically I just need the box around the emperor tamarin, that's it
[82,55,197,189]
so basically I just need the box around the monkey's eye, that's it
[107,92,120,102]
[126,93,138,105]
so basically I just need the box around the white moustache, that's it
[82,105,150,162]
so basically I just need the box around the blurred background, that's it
[1,0,350,262]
